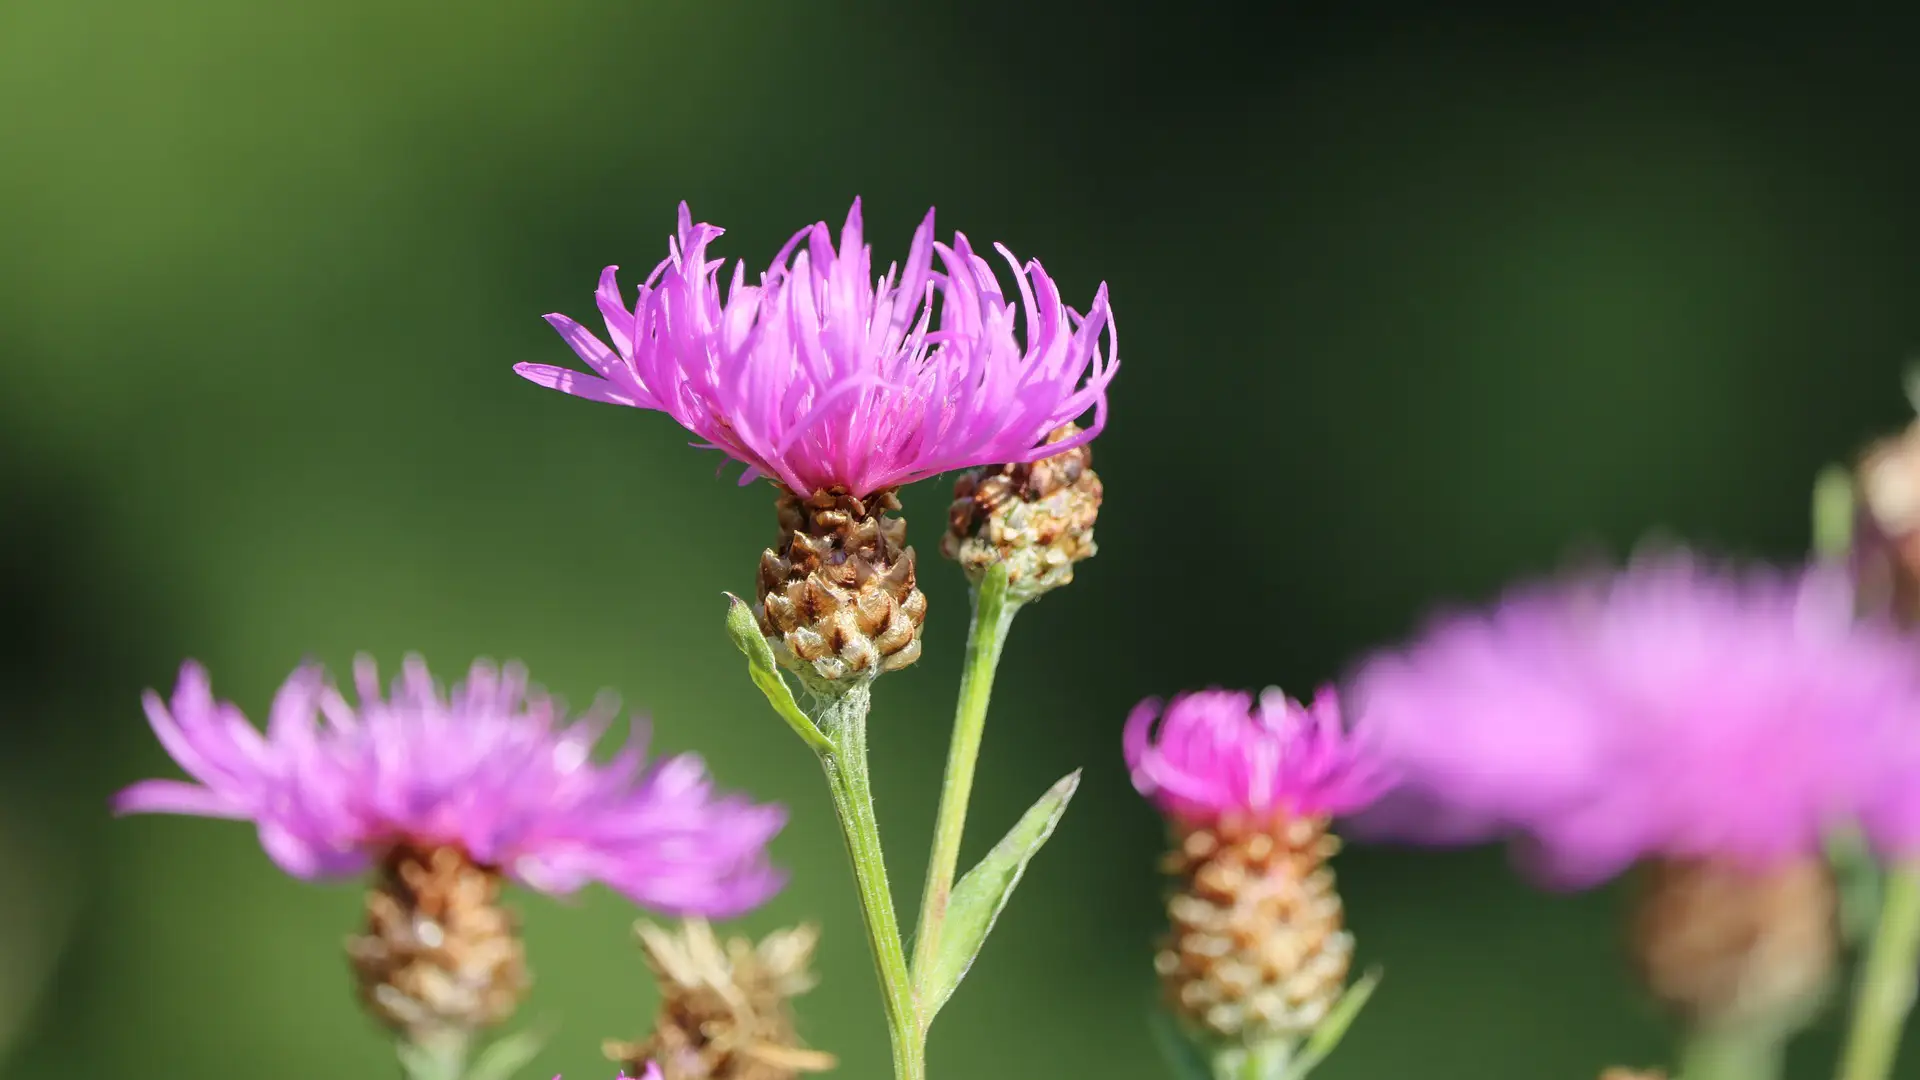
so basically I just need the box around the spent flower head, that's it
[115,656,786,916]
[1348,551,1920,888]
[515,198,1117,498]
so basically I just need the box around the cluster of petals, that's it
[1124,686,1391,824]
[514,198,1117,497]
[1347,552,1920,887]
[115,656,786,918]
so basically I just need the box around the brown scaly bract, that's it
[607,919,835,1080]
[346,844,530,1040]
[1156,815,1353,1042]
[943,423,1102,601]
[757,488,926,681]
[1628,856,1837,1032]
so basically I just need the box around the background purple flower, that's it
[514,198,1117,497]
[115,656,787,917]
[1124,686,1389,824]
[1348,553,1920,887]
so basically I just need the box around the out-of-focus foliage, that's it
[3,6,1918,1079]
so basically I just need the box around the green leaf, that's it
[1149,1010,1216,1080]
[723,593,831,754]
[914,768,1080,1021]
[1812,464,1855,562]
[1282,969,1381,1080]
[463,1026,551,1080]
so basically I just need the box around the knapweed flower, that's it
[606,919,834,1080]
[517,199,1117,683]
[1125,687,1387,1045]
[115,657,786,1039]
[514,198,1117,499]
[1347,552,1920,1030]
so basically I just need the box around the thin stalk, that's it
[1209,1039,1295,1080]
[1836,863,1920,1080]
[1676,1026,1782,1080]
[815,684,925,1080]
[911,581,1021,994]
[398,1030,470,1080]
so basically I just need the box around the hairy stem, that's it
[1835,862,1920,1080]
[815,684,925,1080]
[911,581,1021,1003]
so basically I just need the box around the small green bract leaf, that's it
[464,1026,551,1080]
[1282,968,1381,1080]
[1149,1010,1216,1080]
[914,769,1080,1022]
[724,593,831,754]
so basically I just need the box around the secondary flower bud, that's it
[1855,421,1920,623]
[942,423,1102,602]
[757,487,927,682]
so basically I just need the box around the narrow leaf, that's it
[464,1026,551,1080]
[1282,969,1381,1080]
[723,593,831,754]
[1149,1009,1216,1080]
[914,769,1080,1021]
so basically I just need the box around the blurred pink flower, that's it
[1348,553,1920,887]
[116,656,786,917]
[515,198,1117,497]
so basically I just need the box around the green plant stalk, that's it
[911,579,1021,999]
[1675,1025,1783,1080]
[1835,862,1920,1080]
[814,683,926,1080]
[1210,1038,1295,1080]
[398,1030,470,1080]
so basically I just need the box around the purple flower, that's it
[1348,553,1920,887]
[115,656,786,917]
[1124,686,1389,824]
[514,198,1117,497]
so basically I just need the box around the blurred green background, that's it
[4,5,1920,1078]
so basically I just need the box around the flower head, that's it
[1124,687,1388,825]
[115,656,786,917]
[1349,552,1920,887]
[514,198,1117,497]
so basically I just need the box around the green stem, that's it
[911,582,1021,998]
[1209,1038,1295,1080]
[1836,863,1920,1080]
[814,684,926,1080]
[1676,1025,1782,1080]
[398,1030,470,1080]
